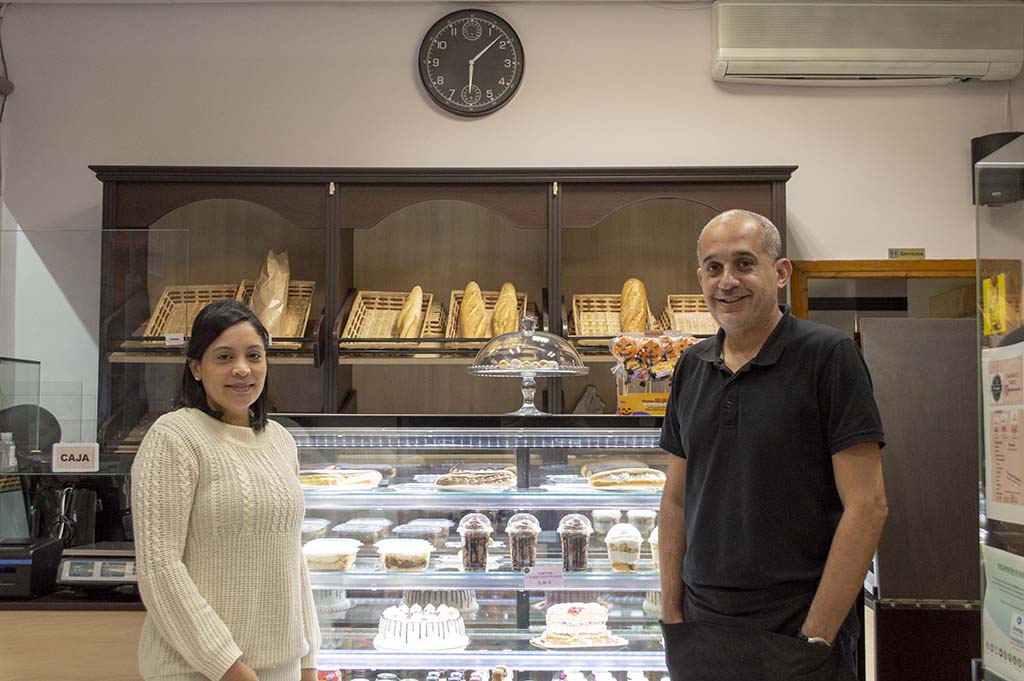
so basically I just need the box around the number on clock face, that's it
[418,10,524,117]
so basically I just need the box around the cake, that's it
[626,509,657,539]
[372,603,469,651]
[375,538,434,571]
[643,590,662,617]
[392,523,446,549]
[506,512,541,571]
[536,602,622,647]
[301,517,331,543]
[313,587,352,616]
[402,589,480,613]
[302,538,361,571]
[590,509,621,536]
[457,513,493,571]
[557,513,593,572]
[604,523,643,572]
[406,518,455,542]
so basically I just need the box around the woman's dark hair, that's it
[175,299,271,432]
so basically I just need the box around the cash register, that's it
[0,537,62,598]
[57,541,136,588]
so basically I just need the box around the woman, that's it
[131,300,319,681]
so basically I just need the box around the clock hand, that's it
[468,60,474,90]
[469,35,501,65]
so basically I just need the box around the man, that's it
[658,209,888,681]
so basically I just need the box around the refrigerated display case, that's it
[285,414,668,676]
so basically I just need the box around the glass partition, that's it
[976,135,1024,681]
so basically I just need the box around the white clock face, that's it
[419,10,524,117]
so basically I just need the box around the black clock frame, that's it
[418,9,525,118]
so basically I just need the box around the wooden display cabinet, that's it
[92,166,794,447]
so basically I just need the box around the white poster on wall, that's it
[984,545,1024,681]
[983,343,1024,524]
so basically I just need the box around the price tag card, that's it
[165,333,185,347]
[52,442,100,473]
[523,563,565,589]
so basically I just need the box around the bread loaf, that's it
[396,286,423,338]
[459,281,488,338]
[492,282,519,335]
[620,278,649,333]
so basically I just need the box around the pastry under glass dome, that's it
[467,316,589,415]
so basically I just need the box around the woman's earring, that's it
[193,374,201,381]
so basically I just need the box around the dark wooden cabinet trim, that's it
[91,165,797,185]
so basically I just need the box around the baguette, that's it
[299,469,383,488]
[587,467,666,489]
[396,286,424,338]
[435,469,517,488]
[459,281,489,338]
[580,457,649,478]
[620,278,649,333]
[492,282,519,335]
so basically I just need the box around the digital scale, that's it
[57,541,136,587]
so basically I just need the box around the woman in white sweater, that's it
[131,300,320,681]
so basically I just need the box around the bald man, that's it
[658,210,888,681]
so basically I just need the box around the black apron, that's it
[660,584,858,681]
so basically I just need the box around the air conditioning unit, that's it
[712,0,1024,86]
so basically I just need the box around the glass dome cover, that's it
[467,316,589,377]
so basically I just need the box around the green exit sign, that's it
[888,248,925,259]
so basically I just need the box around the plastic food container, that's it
[375,538,434,571]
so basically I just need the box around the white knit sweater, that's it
[131,408,320,681]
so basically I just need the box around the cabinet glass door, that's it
[335,186,550,415]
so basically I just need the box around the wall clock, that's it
[418,9,524,117]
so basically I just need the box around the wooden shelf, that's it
[107,352,314,365]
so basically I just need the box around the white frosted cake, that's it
[372,603,469,651]
[537,602,623,647]
[313,587,352,616]
[403,589,480,613]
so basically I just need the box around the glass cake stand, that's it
[467,316,589,415]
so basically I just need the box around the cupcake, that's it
[302,538,361,572]
[626,509,657,539]
[506,513,541,571]
[590,509,621,536]
[605,523,642,572]
[649,525,660,572]
[458,513,493,571]
[557,513,594,572]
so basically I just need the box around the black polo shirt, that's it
[660,306,885,591]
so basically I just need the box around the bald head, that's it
[697,210,782,264]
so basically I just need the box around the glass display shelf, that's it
[106,349,315,366]
[317,628,666,671]
[316,595,658,627]
[290,428,661,450]
[309,558,661,590]
[303,488,661,511]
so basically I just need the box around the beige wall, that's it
[0,1,1020,385]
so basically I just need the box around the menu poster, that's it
[984,342,1024,524]
[984,545,1024,681]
